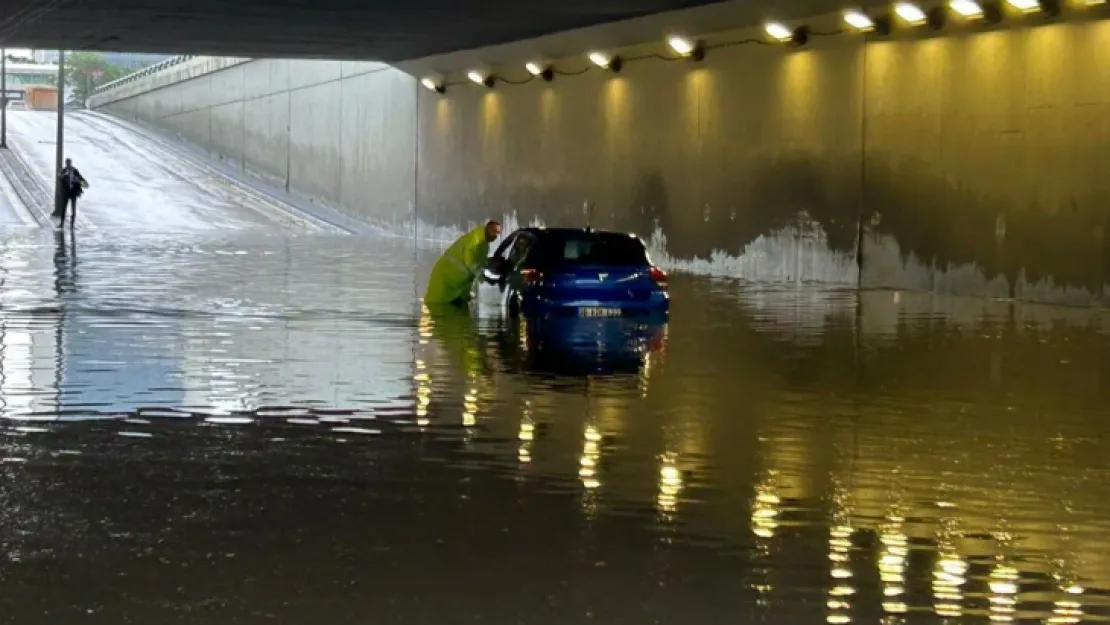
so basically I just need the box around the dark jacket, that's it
[58,166,86,198]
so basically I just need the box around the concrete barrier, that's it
[89,56,251,107]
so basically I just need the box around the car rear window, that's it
[529,232,649,267]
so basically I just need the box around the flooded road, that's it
[2,227,1110,624]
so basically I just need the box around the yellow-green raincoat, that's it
[423,226,492,304]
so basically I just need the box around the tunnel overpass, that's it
[84,0,1110,309]
[0,0,815,59]
[8,0,1110,308]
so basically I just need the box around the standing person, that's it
[56,158,87,228]
[424,220,502,306]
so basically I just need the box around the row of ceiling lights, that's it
[421,0,1102,93]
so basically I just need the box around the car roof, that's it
[516,227,642,240]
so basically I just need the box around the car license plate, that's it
[579,307,621,317]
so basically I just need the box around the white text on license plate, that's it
[579,307,621,317]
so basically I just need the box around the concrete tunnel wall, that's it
[98,59,419,229]
[93,18,1110,306]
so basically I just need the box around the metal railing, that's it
[91,54,200,95]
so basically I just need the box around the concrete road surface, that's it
[3,110,314,232]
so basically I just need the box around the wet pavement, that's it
[0,194,22,227]
[0,162,32,227]
[2,111,320,232]
[2,226,1110,624]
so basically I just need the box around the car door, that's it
[500,233,538,309]
[488,231,521,287]
[506,233,536,270]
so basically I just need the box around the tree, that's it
[65,52,127,106]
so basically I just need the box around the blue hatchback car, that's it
[485,227,670,318]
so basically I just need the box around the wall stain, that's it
[864,152,1109,304]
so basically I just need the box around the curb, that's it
[0,146,51,227]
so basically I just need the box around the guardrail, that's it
[92,54,199,95]
[87,55,252,108]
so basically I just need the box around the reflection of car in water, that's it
[495,314,668,376]
[485,228,669,318]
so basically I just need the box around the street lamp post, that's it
[53,50,65,219]
[1,48,7,149]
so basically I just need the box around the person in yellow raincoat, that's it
[424,220,503,305]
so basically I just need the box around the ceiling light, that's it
[844,9,892,34]
[589,51,611,67]
[668,35,695,55]
[1005,0,1058,11]
[895,2,928,23]
[526,61,554,81]
[667,35,704,61]
[420,77,444,94]
[950,0,985,16]
[764,22,794,40]
[843,10,876,29]
[467,70,493,87]
[764,22,809,45]
[588,51,621,72]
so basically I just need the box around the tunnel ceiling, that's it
[0,0,737,60]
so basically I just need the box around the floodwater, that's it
[2,227,1110,624]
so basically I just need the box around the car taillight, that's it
[521,268,542,284]
[649,266,668,289]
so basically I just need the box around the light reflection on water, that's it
[1,228,1110,623]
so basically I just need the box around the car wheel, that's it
[508,295,521,318]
